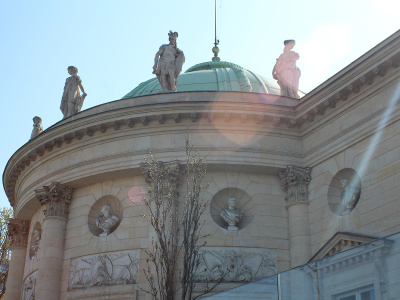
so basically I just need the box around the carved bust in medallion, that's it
[96,204,120,236]
[220,196,243,230]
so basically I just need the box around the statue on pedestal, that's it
[272,40,301,99]
[60,66,87,119]
[30,116,43,140]
[153,31,185,92]
[220,196,243,230]
[96,204,120,236]
[340,178,360,214]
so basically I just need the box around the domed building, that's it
[3,30,400,300]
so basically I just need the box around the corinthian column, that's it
[5,219,29,300]
[280,165,312,268]
[34,182,73,300]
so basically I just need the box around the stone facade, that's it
[2,31,400,299]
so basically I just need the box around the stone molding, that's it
[8,218,30,249]
[310,232,377,261]
[306,238,392,276]
[35,182,73,219]
[280,165,312,206]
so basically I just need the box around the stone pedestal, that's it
[34,182,73,300]
[280,165,312,268]
[5,218,29,300]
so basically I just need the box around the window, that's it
[335,285,375,300]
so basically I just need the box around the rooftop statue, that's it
[153,31,185,92]
[30,116,43,140]
[220,196,243,230]
[96,204,120,236]
[340,178,360,214]
[272,40,301,99]
[60,66,87,119]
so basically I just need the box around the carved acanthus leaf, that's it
[280,165,312,206]
[8,218,30,249]
[35,182,73,219]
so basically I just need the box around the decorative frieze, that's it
[35,182,73,219]
[280,165,312,206]
[8,218,30,249]
[195,247,276,282]
[68,250,140,290]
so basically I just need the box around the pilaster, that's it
[34,181,73,300]
[5,218,30,300]
[280,165,312,268]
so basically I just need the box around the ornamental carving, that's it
[68,250,140,290]
[195,247,276,282]
[35,182,73,219]
[8,218,30,249]
[23,271,38,300]
[328,169,362,216]
[29,228,42,260]
[280,165,311,206]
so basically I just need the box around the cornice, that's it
[4,32,400,207]
[304,238,393,275]
[293,36,400,128]
[4,101,301,207]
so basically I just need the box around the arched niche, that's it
[328,168,362,216]
[210,187,255,230]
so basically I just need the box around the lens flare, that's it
[128,185,146,204]
[197,91,276,150]
[357,83,400,178]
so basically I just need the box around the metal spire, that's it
[212,0,220,61]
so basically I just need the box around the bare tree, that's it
[180,135,209,300]
[0,207,13,299]
[132,133,210,300]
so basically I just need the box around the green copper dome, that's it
[122,61,283,99]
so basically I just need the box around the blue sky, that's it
[0,0,399,209]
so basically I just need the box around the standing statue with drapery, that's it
[60,66,87,119]
[272,40,301,99]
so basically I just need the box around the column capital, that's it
[280,165,312,206]
[8,218,30,249]
[35,181,73,219]
[141,160,183,196]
